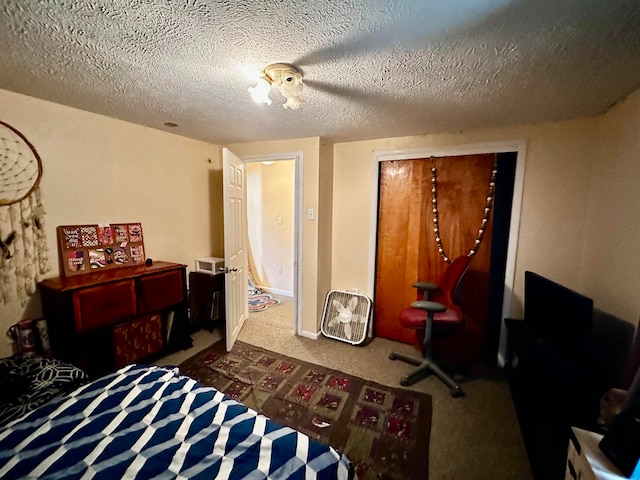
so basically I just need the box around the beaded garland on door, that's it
[431,156,498,263]
[0,121,49,305]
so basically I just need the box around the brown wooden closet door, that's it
[374,154,496,364]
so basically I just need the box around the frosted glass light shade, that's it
[248,77,272,105]
[249,64,305,109]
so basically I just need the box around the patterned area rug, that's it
[179,340,432,480]
[248,293,281,312]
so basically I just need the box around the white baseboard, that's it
[257,286,293,297]
[298,330,320,340]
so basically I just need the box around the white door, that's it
[222,148,249,351]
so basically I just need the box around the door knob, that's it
[219,267,238,274]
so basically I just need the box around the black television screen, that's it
[524,271,594,360]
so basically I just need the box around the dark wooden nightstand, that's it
[188,271,225,332]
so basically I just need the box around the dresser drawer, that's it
[72,280,136,332]
[136,269,184,314]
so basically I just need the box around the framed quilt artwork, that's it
[57,223,146,276]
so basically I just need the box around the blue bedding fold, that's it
[0,364,353,480]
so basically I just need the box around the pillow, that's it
[0,356,88,427]
[0,361,30,404]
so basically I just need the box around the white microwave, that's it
[195,257,225,275]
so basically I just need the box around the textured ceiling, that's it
[1,0,640,145]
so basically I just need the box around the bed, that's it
[0,363,354,479]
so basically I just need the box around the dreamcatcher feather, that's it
[0,121,49,305]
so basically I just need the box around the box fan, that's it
[321,290,372,345]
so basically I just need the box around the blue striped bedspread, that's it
[0,364,354,479]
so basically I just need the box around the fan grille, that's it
[321,290,371,345]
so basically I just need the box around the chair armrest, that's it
[412,281,440,301]
[410,300,447,313]
[412,281,439,291]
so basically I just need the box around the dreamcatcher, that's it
[0,121,49,305]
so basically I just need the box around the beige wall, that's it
[246,160,295,294]
[3,84,640,359]
[582,89,640,322]
[331,89,640,332]
[331,121,593,304]
[317,139,334,319]
[0,89,220,358]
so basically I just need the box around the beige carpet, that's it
[158,295,534,480]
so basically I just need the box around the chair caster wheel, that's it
[450,386,464,398]
[389,353,397,360]
[400,377,409,387]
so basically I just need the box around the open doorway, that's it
[244,155,300,334]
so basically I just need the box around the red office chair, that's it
[389,255,472,397]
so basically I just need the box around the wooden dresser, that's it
[39,261,192,378]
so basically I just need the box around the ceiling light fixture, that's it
[248,63,304,110]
